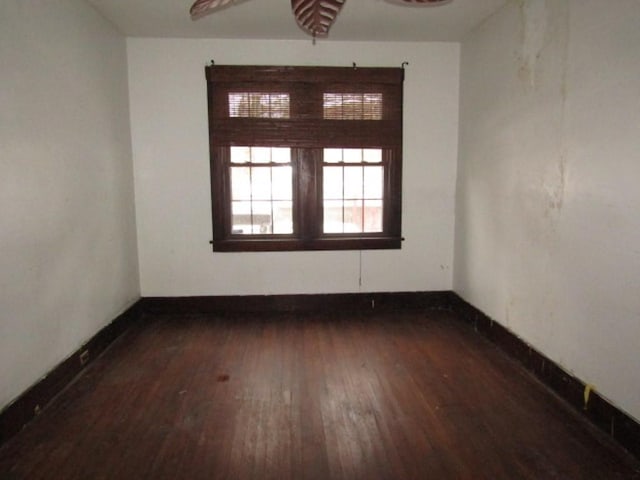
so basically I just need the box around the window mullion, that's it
[360,164,365,232]
[295,148,321,241]
[341,160,346,233]
[248,163,255,233]
[268,165,273,235]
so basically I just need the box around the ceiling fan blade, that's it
[291,0,346,38]
[190,0,237,20]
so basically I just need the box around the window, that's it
[323,148,384,234]
[205,65,404,252]
[230,146,293,235]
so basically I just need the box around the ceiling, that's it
[87,0,507,42]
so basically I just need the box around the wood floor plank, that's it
[0,310,638,479]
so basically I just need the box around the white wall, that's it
[455,0,640,421]
[0,1,139,410]
[128,39,460,296]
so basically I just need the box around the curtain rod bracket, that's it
[401,61,409,69]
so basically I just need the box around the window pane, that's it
[343,149,362,163]
[230,146,251,164]
[271,147,290,164]
[364,199,383,233]
[323,166,343,200]
[363,149,382,163]
[251,147,271,164]
[232,201,273,234]
[272,166,292,200]
[231,167,251,200]
[323,200,364,233]
[273,201,293,234]
[324,148,343,163]
[363,166,383,199]
[344,200,364,233]
[231,201,252,234]
[250,201,273,233]
[251,167,272,200]
[324,200,344,233]
[344,166,363,199]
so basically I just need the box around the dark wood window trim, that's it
[205,65,404,252]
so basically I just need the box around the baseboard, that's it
[139,291,457,315]
[3,292,638,461]
[449,293,640,460]
[0,299,143,446]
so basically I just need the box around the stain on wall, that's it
[518,0,549,88]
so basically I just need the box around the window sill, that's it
[212,236,402,252]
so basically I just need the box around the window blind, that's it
[205,65,404,149]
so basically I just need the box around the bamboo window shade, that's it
[205,65,404,150]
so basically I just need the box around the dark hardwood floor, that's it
[1,310,638,479]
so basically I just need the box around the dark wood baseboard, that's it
[449,293,640,460]
[140,292,639,459]
[0,300,143,446]
[2,292,638,462]
[139,291,457,315]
